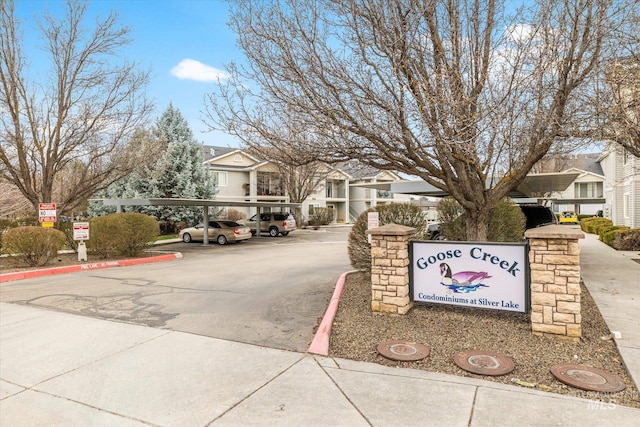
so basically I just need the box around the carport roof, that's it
[96,198,301,209]
[351,172,580,198]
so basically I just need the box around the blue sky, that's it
[15,0,242,147]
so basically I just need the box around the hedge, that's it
[348,203,427,272]
[600,226,630,246]
[87,212,159,258]
[1,226,66,267]
[613,229,640,251]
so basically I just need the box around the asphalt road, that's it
[0,227,352,352]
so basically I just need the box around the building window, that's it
[211,171,228,187]
[624,193,630,218]
[257,172,283,196]
[234,155,243,162]
[574,182,603,199]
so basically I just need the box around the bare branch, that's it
[0,0,153,214]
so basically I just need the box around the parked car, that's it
[179,221,251,245]
[519,205,558,229]
[427,204,558,240]
[559,211,579,224]
[241,212,296,237]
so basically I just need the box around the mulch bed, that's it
[328,271,640,409]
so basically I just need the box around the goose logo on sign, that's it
[411,241,528,313]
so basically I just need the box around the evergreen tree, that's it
[90,105,216,225]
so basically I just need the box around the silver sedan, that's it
[179,221,252,245]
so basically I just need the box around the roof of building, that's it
[337,160,400,180]
[202,145,240,162]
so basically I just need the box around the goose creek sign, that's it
[410,241,529,313]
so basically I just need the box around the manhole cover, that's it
[377,340,430,362]
[454,350,515,376]
[550,364,626,392]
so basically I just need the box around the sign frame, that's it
[409,240,530,313]
[38,203,57,223]
[73,222,90,241]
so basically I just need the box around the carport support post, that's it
[202,205,209,245]
[256,206,263,237]
[366,224,415,315]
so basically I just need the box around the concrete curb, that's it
[308,270,357,356]
[0,252,182,283]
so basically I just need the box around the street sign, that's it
[38,203,57,223]
[73,222,90,240]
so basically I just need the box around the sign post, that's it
[367,211,379,243]
[73,222,90,261]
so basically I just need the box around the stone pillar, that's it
[525,225,585,341]
[366,223,415,315]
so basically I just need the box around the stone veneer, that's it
[525,225,585,341]
[366,224,416,315]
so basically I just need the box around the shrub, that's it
[600,226,630,246]
[613,229,640,251]
[582,218,612,234]
[437,197,466,241]
[1,226,66,267]
[309,207,335,226]
[348,203,427,272]
[578,214,594,221]
[55,220,78,252]
[436,197,525,242]
[225,208,246,222]
[0,216,40,249]
[579,217,599,232]
[87,212,159,258]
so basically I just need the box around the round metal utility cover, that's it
[454,350,515,376]
[550,364,626,392]
[377,340,430,362]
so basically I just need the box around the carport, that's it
[98,198,300,244]
[351,172,581,198]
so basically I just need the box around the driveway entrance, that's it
[0,227,352,352]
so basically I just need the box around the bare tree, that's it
[250,145,335,226]
[207,0,636,240]
[604,55,640,157]
[0,0,153,214]
[204,99,336,225]
[0,178,31,218]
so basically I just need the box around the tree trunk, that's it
[465,208,490,242]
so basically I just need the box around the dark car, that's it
[519,205,558,229]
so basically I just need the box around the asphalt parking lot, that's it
[0,227,352,352]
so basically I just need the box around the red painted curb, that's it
[308,270,356,356]
[0,253,181,283]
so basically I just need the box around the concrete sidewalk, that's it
[1,230,640,426]
[1,300,639,426]
[579,232,640,389]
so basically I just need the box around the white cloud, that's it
[170,59,229,82]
